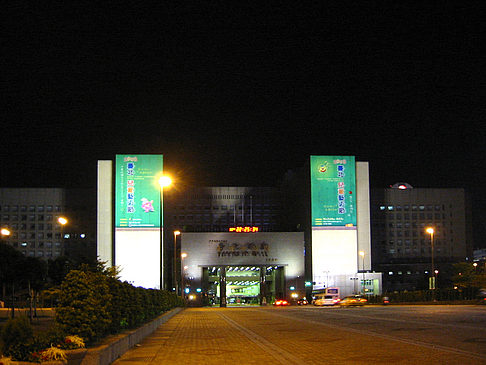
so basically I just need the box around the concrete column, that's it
[259,266,267,305]
[219,266,227,307]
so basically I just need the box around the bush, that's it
[0,316,33,356]
[54,266,184,344]
[56,270,112,343]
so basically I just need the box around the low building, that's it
[370,183,473,291]
[0,188,96,262]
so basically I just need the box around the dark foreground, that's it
[113,305,486,365]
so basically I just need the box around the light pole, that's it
[57,217,68,256]
[158,175,172,290]
[426,227,436,299]
[359,251,365,294]
[181,252,187,299]
[173,230,181,293]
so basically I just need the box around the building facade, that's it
[370,183,473,291]
[0,188,96,261]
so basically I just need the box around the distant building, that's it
[370,183,473,291]
[0,188,96,262]
[164,186,284,234]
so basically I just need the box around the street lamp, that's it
[158,175,172,290]
[58,217,68,256]
[181,252,187,298]
[426,227,435,291]
[359,251,365,294]
[173,230,181,293]
[1,228,11,237]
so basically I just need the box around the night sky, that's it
[2,3,485,246]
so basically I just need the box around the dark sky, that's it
[2,2,485,245]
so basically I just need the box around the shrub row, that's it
[55,268,184,344]
[367,287,480,303]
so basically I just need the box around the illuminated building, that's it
[0,188,96,261]
[370,183,473,291]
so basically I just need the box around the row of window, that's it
[2,223,57,230]
[0,205,62,212]
[377,205,449,211]
[172,215,276,222]
[375,213,449,220]
[0,214,60,222]
[375,222,448,229]
[19,250,62,258]
[386,247,448,255]
[172,205,281,211]
[11,241,62,248]
[379,239,448,246]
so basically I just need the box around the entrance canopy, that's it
[181,232,305,304]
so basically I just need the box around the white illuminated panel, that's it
[115,229,160,289]
[97,160,113,267]
[312,228,357,289]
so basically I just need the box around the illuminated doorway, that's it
[203,266,285,306]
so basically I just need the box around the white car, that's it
[313,294,340,306]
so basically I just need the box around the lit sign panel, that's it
[229,226,259,232]
[310,156,357,227]
[115,154,163,289]
[115,155,163,228]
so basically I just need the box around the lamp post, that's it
[158,175,172,290]
[57,217,68,256]
[359,251,365,294]
[426,227,436,299]
[173,230,181,293]
[181,252,187,299]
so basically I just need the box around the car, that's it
[313,294,340,306]
[297,298,308,305]
[274,299,290,306]
[339,295,367,306]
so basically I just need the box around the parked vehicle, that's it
[274,299,290,306]
[339,295,367,306]
[313,294,340,306]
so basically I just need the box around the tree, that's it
[452,262,486,290]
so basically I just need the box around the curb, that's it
[79,307,184,365]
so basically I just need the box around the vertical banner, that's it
[115,155,162,228]
[310,156,357,227]
[115,154,163,289]
[311,156,358,287]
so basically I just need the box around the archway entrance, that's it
[203,266,285,306]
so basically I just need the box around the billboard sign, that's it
[115,155,163,228]
[115,154,163,289]
[310,155,356,227]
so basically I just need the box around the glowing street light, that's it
[158,175,172,189]
[157,174,172,289]
[426,227,436,297]
[173,230,181,292]
[1,228,11,236]
[57,217,68,226]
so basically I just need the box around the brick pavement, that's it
[112,307,486,365]
[112,307,278,365]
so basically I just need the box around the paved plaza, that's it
[112,306,486,365]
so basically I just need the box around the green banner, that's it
[115,155,163,228]
[310,156,357,227]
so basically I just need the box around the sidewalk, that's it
[112,308,279,365]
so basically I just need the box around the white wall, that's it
[97,160,113,266]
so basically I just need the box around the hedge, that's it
[55,268,184,344]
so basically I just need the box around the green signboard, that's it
[310,156,356,227]
[115,154,163,228]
